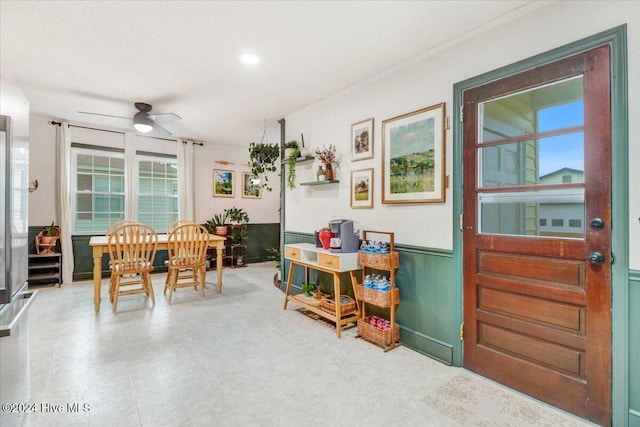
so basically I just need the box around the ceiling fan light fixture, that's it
[133,112,153,133]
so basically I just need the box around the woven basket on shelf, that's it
[357,251,400,270]
[356,285,399,308]
[357,317,399,347]
[319,295,356,316]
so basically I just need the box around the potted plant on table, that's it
[249,142,280,192]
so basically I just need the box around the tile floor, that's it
[0,262,594,426]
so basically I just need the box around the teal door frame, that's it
[452,25,629,425]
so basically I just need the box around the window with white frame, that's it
[71,147,178,233]
[73,148,126,233]
[137,155,178,231]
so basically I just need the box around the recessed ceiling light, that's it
[241,54,259,65]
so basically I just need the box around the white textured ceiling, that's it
[1,0,540,145]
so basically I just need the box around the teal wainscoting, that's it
[630,269,640,427]
[71,223,280,282]
[283,231,458,366]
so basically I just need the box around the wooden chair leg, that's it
[167,269,175,303]
[145,273,155,305]
[112,275,120,312]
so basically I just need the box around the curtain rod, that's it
[49,120,190,143]
[182,141,204,146]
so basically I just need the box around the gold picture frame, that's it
[213,169,235,198]
[241,172,262,199]
[351,168,374,209]
[351,118,374,161]
[382,103,446,204]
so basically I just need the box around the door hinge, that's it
[459,213,464,231]
[611,252,615,265]
[460,323,464,341]
[460,105,464,123]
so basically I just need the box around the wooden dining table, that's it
[89,233,226,312]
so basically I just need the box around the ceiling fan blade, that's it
[150,112,182,122]
[78,111,131,120]
[151,122,172,136]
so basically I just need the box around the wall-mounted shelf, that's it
[281,155,315,165]
[300,180,339,186]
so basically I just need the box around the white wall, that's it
[28,114,282,227]
[284,0,640,268]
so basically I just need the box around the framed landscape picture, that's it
[213,169,235,197]
[350,118,374,161]
[382,103,446,204]
[242,172,261,199]
[350,168,374,209]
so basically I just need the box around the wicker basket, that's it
[356,285,399,308]
[320,295,356,316]
[357,251,400,270]
[357,317,399,347]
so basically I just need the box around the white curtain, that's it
[124,131,136,219]
[177,140,196,221]
[55,121,74,285]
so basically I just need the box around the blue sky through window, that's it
[537,101,584,176]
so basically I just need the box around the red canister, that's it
[318,228,334,250]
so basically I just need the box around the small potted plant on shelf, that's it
[301,281,316,297]
[315,144,338,181]
[225,206,250,224]
[287,147,300,190]
[283,140,299,160]
[249,142,280,192]
[36,221,60,254]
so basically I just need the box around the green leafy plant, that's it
[301,281,316,297]
[265,244,281,270]
[287,148,300,190]
[204,211,230,232]
[225,206,250,224]
[249,142,280,192]
[43,221,58,236]
[283,140,299,149]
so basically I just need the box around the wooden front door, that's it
[462,45,612,425]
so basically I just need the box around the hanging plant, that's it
[287,148,300,190]
[248,120,280,192]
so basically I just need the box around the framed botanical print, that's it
[350,168,374,209]
[382,103,446,204]
[350,118,374,161]
[213,169,235,197]
[242,172,261,199]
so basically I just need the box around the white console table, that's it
[283,243,361,337]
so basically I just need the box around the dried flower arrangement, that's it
[315,144,337,164]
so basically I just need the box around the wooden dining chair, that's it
[164,220,199,286]
[106,220,141,302]
[164,223,209,303]
[107,223,158,311]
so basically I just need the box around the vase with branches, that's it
[315,144,338,180]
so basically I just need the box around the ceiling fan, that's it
[79,102,181,136]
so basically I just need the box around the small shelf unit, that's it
[350,230,401,352]
[28,253,62,286]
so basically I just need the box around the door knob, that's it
[588,251,604,265]
[589,218,605,230]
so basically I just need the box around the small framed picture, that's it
[242,172,262,199]
[213,169,235,197]
[350,168,374,209]
[351,118,374,161]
